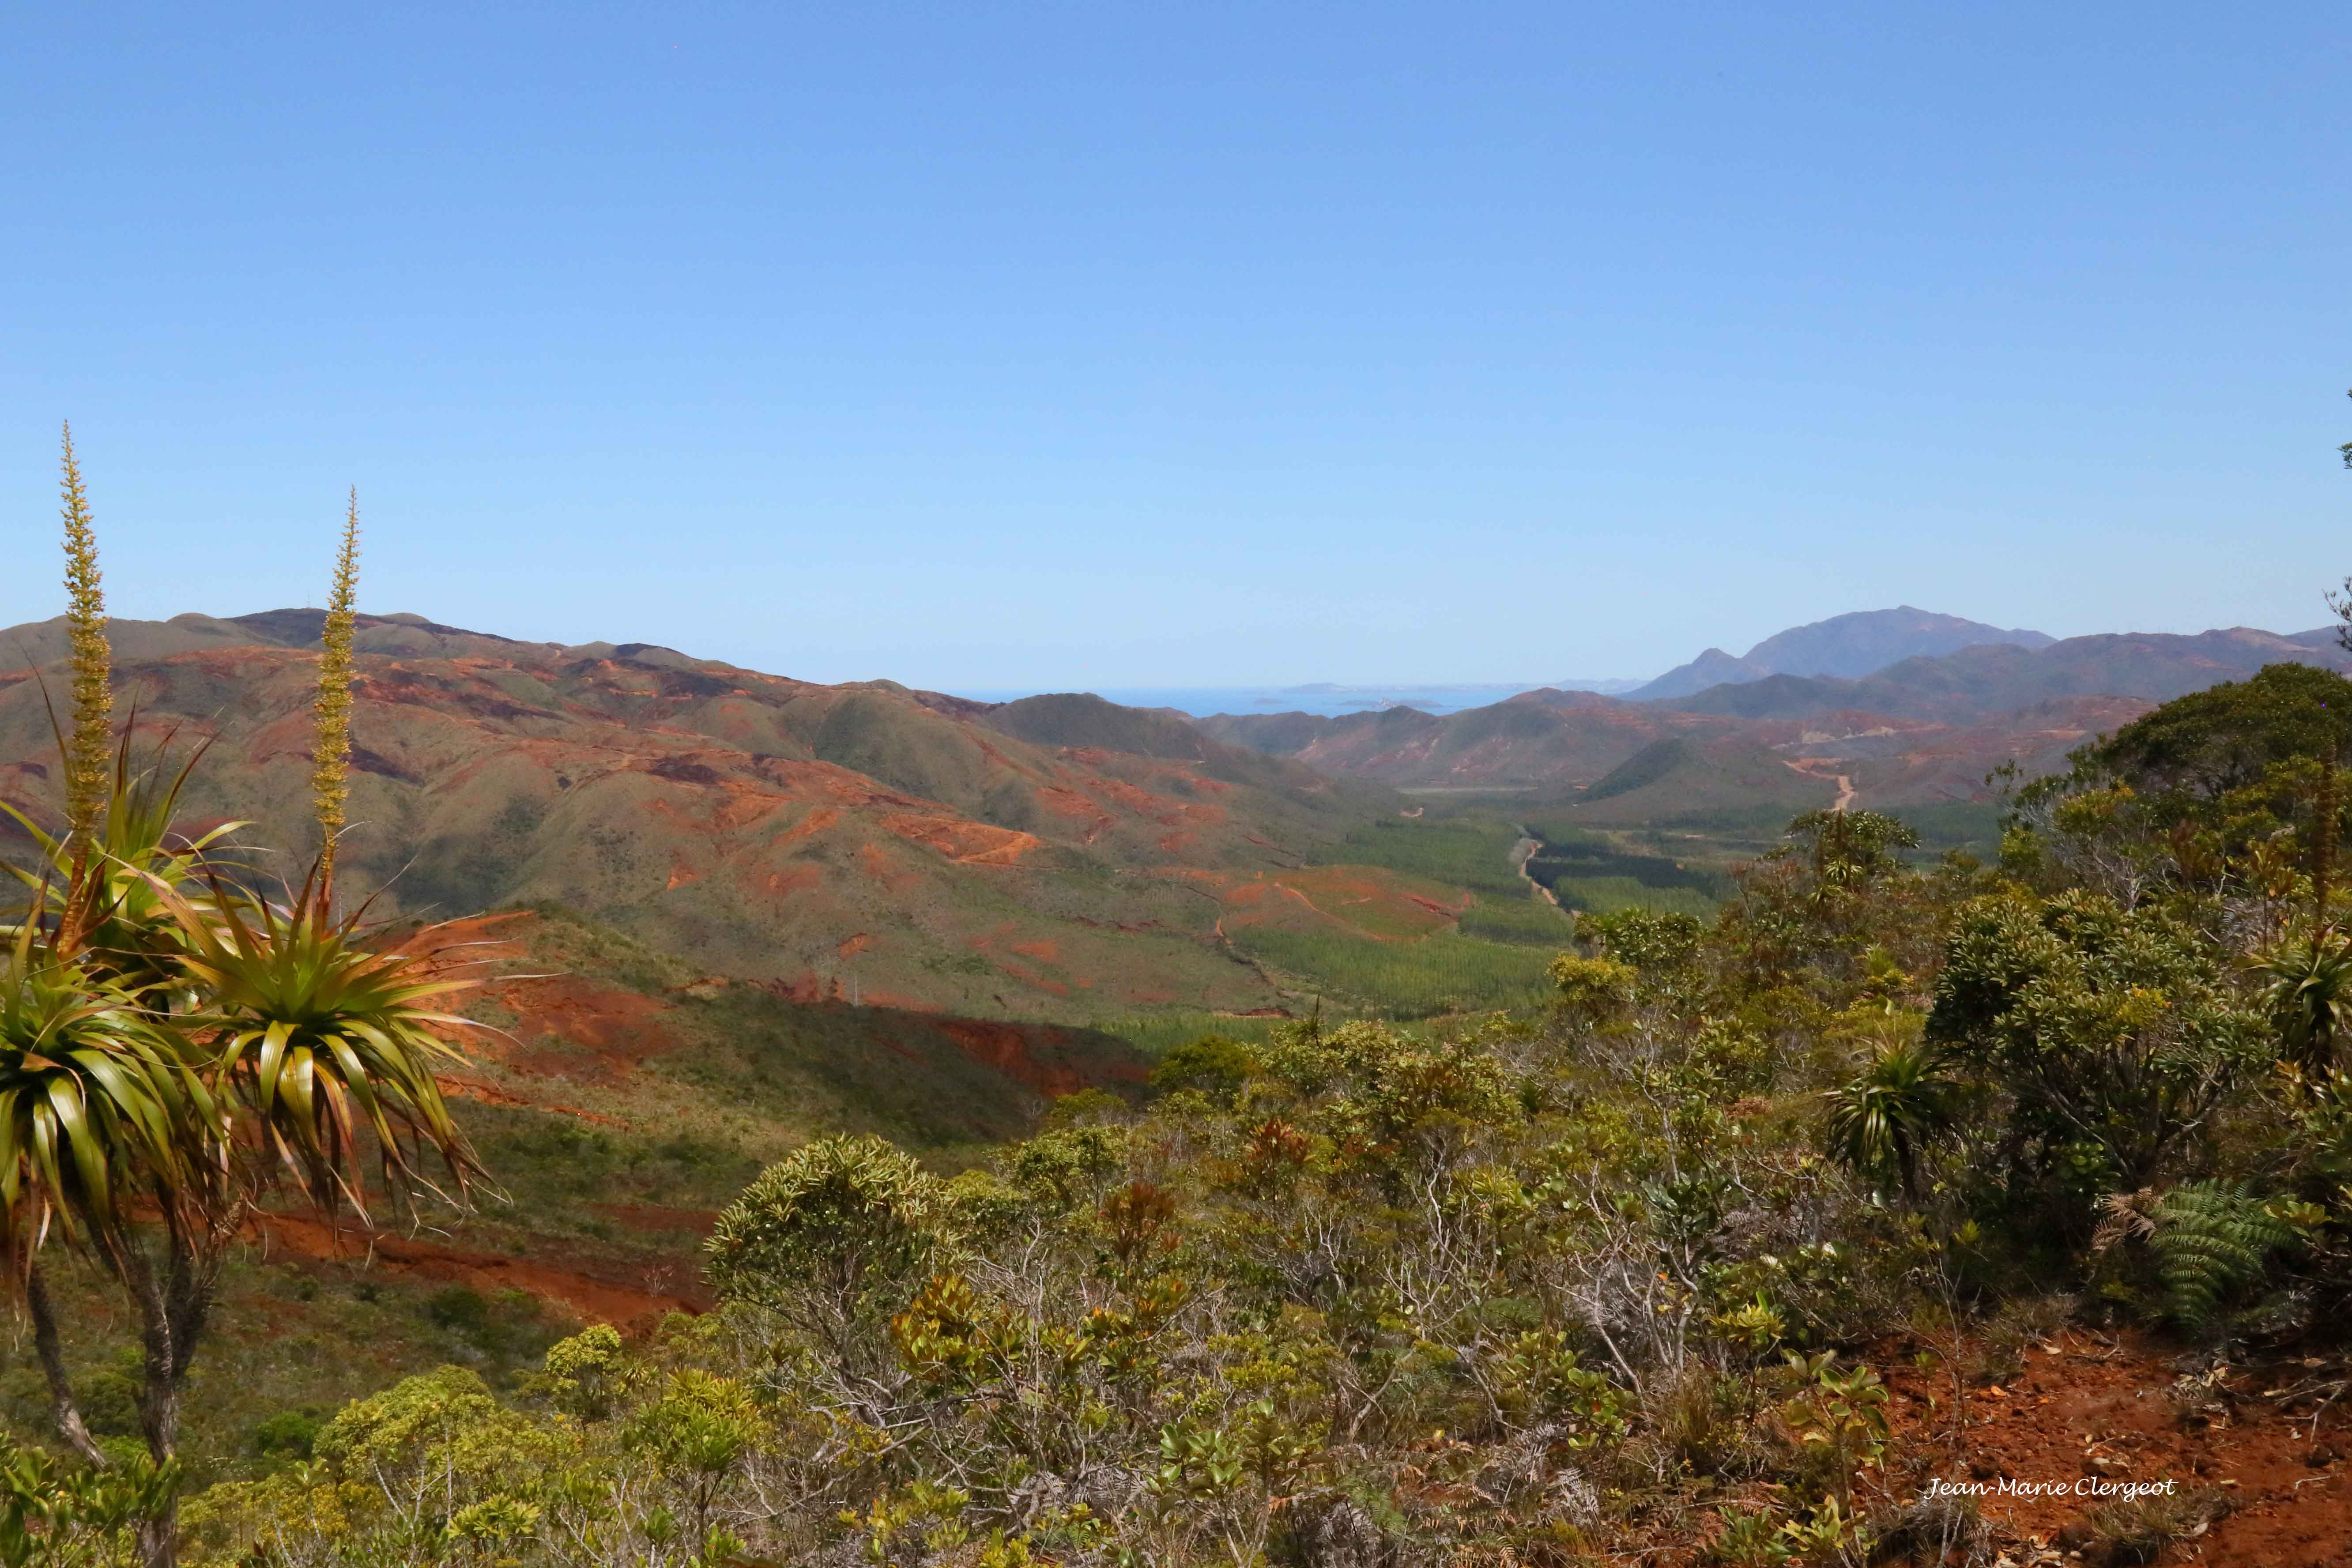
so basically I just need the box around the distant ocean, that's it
[947,681,1641,719]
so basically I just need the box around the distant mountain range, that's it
[959,678,1645,719]
[1650,626,2341,720]
[1199,619,2350,822]
[1627,607,2056,700]
[7,602,2341,955]
[1063,608,2070,720]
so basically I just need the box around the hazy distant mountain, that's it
[0,609,589,667]
[1658,627,2350,720]
[1199,621,2349,822]
[1631,607,2054,700]
[1745,607,2056,678]
[973,681,1647,720]
[1628,648,1773,700]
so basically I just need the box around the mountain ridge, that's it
[1200,621,2350,817]
[1628,606,2055,700]
[1652,626,2344,720]
[0,612,1424,1021]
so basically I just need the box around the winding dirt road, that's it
[1782,760,1857,812]
[1510,833,1562,908]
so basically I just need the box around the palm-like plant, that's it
[1822,1037,1960,1202]
[5,867,486,1567]
[3,730,243,991]
[0,449,489,1568]
[0,924,214,1475]
[0,931,209,1251]
[2257,927,2352,1075]
[167,877,481,1216]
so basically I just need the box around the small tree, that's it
[706,1133,946,1373]
[1929,890,2262,1214]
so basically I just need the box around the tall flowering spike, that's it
[57,424,113,844]
[312,489,361,893]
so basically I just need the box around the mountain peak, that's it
[1629,608,2054,700]
[1741,607,2054,678]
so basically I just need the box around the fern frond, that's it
[2091,1187,2159,1254]
[2148,1180,2293,1331]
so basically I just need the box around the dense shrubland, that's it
[10,435,2352,1565]
[144,665,2352,1566]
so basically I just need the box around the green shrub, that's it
[1150,1035,1259,1103]
[249,1410,321,1462]
[424,1285,551,1361]
[706,1135,948,1365]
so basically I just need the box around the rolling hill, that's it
[0,611,1430,1022]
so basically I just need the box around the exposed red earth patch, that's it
[437,1074,625,1127]
[253,1213,705,1328]
[432,912,1148,1122]
[878,811,1040,865]
[483,971,682,1084]
[1855,1331,2352,1567]
[934,1019,1150,1099]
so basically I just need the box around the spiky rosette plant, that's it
[0,928,211,1260]
[1822,1036,1960,1202]
[2258,926,2352,1075]
[162,875,482,1219]
[0,449,489,1568]
[4,730,244,992]
[0,923,218,1483]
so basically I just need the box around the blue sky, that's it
[3,4,2344,689]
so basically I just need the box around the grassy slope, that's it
[1214,813,1576,1016]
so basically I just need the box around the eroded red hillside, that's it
[0,644,1389,1015]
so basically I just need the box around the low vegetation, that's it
[68,658,2352,1565]
[1225,924,1560,1017]
[10,441,2352,1565]
[1519,826,1726,920]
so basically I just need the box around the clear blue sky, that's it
[4,4,2345,689]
